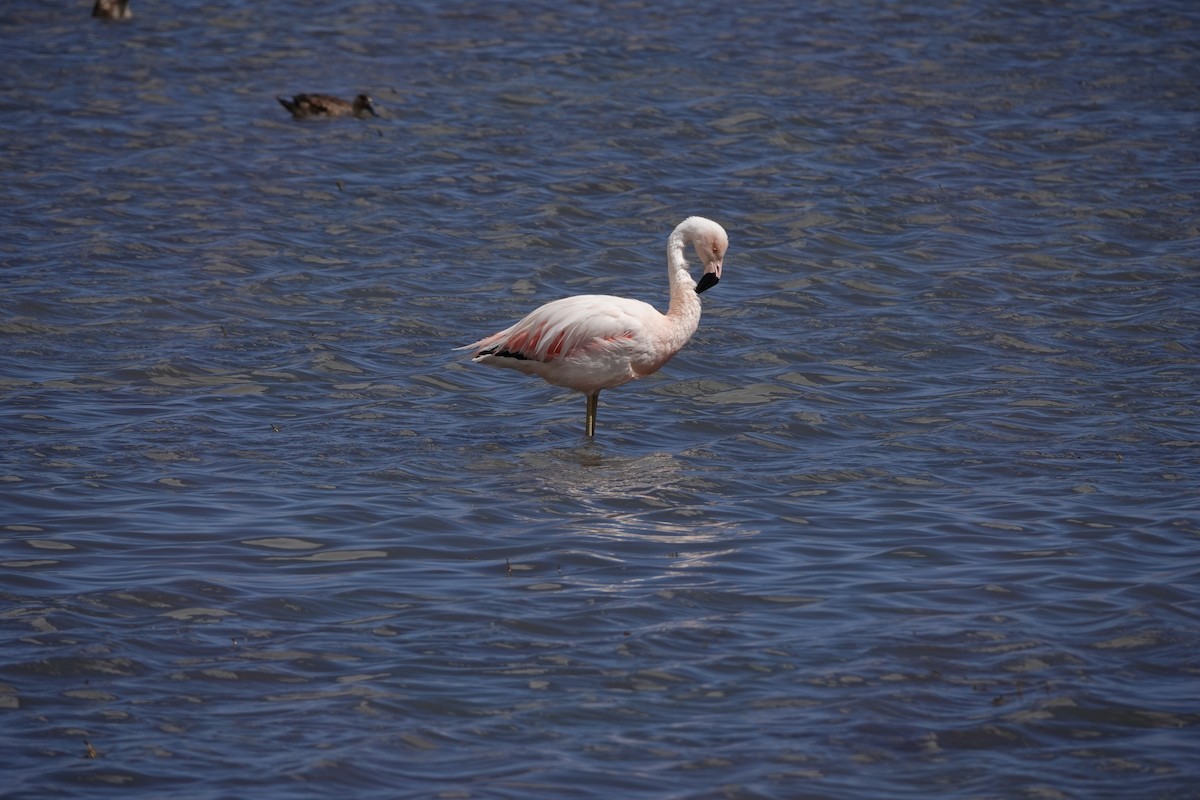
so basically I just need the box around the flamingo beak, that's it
[695,261,722,294]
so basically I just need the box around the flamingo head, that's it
[691,219,728,294]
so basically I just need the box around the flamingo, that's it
[457,216,728,436]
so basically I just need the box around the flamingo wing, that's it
[460,295,655,363]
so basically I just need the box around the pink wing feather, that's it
[461,295,648,363]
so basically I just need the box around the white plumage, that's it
[457,216,729,436]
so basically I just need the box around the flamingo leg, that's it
[585,391,599,437]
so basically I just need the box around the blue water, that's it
[2,1,1198,798]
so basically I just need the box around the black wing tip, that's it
[480,346,531,361]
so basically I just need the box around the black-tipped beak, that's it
[695,272,720,294]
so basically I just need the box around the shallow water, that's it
[2,1,1198,798]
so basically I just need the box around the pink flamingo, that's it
[457,216,728,436]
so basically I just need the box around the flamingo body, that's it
[458,216,729,436]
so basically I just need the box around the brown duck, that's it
[277,94,378,120]
[93,0,132,19]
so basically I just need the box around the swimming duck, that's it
[277,94,378,119]
[93,0,132,19]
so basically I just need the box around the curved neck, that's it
[665,228,701,324]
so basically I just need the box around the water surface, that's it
[1,1,1198,798]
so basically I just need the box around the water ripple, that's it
[2,0,1199,797]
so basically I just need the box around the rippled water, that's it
[2,1,1198,798]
